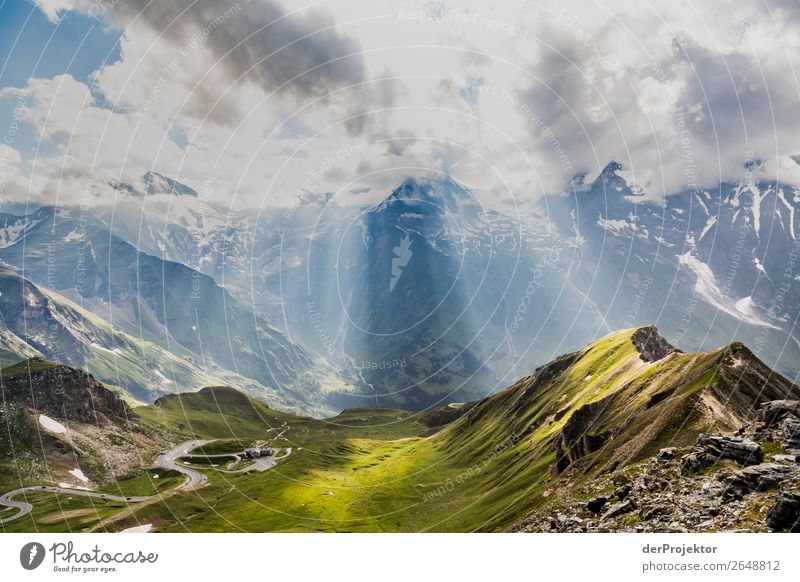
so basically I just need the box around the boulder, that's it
[771,454,798,463]
[757,400,800,427]
[615,484,632,500]
[601,499,636,521]
[765,493,800,532]
[657,447,678,461]
[639,503,671,521]
[721,463,796,498]
[586,496,607,514]
[783,417,800,453]
[682,434,763,472]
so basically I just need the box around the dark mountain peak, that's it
[571,160,629,194]
[143,171,199,197]
[381,174,475,210]
[630,325,679,362]
[601,160,625,177]
[110,172,198,198]
[0,358,134,426]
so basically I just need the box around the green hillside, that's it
[5,326,798,533]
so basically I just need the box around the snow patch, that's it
[776,188,796,240]
[90,342,122,355]
[153,368,172,385]
[39,414,67,434]
[121,524,152,533]
[678,252,778,328]
[694,193,709,216]
[69,468,90,483]
[698,216,717,241]
[0,217,41,248]
[63,228,83,243]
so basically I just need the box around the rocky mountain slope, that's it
[428,325,800,531]
[0,265,328,415]
[513,401,800,532]
[0,358,171,490]
[0,208,352,416]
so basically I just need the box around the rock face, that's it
[516,398,800,533]
[586,497,607,514]
[551,394,618,475]
[758,400,800,425]
[721,463,796,499]
[682,434,763,472]
[766,493,800,532]
[0,359,133,426]
[601,500,636,521]
[784,418,800,454]
[630,326,679,362]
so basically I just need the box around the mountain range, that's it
[1,168,798,415]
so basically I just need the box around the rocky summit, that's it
[514,396,800,532]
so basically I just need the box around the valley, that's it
[2,326,799,533]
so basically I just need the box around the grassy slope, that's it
[7,327,796,533]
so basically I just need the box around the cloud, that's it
[9,0,800,209]
[96,0,367,119]
[30,0,74,23]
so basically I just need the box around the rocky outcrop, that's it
[601,500,636,521]
[0,358,133,426]
[784,417,800,454]
[721,463,796,499]
[766,493,800,532]
[517,399,800,533]
[757,400,800,426]
[586,497,607,514]
[681,434,763,472]
[551,394,618,475]
[630,326,678,362]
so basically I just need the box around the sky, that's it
[0,0,799,212]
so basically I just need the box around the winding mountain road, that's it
[152,439,211,489]
[0,439,210,525]
[0,486,149,525]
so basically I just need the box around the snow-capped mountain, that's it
[228,176,604,410]
[547,161,800,379]
[93,172,254,291]
[5,168,797,414]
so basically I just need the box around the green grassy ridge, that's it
[135,386,306,440]
[136,387,451,445]
[99,470,184,497]
[0,357,58,379]
[10,327,799,532]
[134,329,798,531]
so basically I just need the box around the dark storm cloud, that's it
[113,0,366,101]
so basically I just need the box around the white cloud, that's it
[11,0,800,209]
[30,0,75,23]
